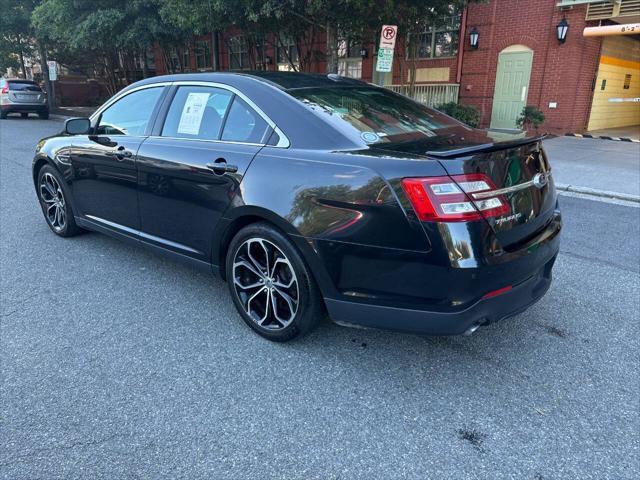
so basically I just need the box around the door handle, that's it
[206,159,238,175]
[107,146,132,161]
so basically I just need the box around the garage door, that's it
[588,36,640,131]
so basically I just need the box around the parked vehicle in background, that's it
[0,79,49,119]
[31,72,561,342]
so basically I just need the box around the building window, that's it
[195,40,212,70]
[182,47,191,72]
[229,36,249,70]
[337,38,362,79]
[276,36,299,71]
[168,47,190,72]
[624,74,632,89]
[410,11,461,59]
[168,51,180,72]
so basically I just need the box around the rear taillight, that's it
[0,85,8,95]
[401,173,510,222]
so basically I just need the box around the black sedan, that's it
[32,72,561,341]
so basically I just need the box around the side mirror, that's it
[65,117,91,135]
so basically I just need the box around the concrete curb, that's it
[565,133,640,143]
[556,183,640,203]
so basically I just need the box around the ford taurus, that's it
[32,72,561,341]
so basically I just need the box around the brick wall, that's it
[459,0,602,133]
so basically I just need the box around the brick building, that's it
[153,0,640,135]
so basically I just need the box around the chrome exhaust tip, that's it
[463,323,481,336]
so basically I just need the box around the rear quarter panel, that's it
[221,147,446,300]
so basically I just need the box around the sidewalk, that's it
[52,106,96,118]
[543,136,640,201]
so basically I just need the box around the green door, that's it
[490,50,533,129]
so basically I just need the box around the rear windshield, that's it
[290,86,463,144]
[9,81,42,92]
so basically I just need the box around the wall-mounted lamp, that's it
[469,27,479,49]
[557,17,569,44]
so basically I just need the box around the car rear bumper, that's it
[325,253,556,335]
[1,103,48,113]
[323,210,561,336]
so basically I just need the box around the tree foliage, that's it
[30,0,191,92]
[1,0,475,92]
[0,0,38,76]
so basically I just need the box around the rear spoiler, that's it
[425,135,547,159]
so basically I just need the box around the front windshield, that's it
[290,86,464,144]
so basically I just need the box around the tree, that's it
[0,0,37,77]
[32,0,190,94]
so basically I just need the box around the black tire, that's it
[225,222,323,342]
[37,164,82,237]
[38,111,49,120]
[21,112,29,118]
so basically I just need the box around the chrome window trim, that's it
[169,80,290,148]
[90,80,291,148]
[145,135,267,148]
[89,82,172,123]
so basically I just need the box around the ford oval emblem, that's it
[532,173,548,189]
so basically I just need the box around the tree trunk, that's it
[326,23,338,74]
[37,42,54,111]
[141,48,149,79]
[212,32,220,71]
[17,35,27,79]
[104,55,118,96]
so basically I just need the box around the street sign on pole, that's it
[379,25,398,50]
[376,24,398,77]
[47,61,57,81]
[376,48,394,73]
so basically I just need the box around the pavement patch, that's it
[457,428,487,452]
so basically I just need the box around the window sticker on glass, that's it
[177,92,210,135]
[361,132,380,143]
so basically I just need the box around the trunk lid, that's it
[375,129,556,250]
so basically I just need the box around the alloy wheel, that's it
[232,237,299,330]
[39,172,66,232]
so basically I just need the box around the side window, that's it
[221,97,269,144]
[96,87,163,136]
[162,86,233,140]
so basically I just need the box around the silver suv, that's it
[0,79,49,119]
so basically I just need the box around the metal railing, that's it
[385,83,460,107]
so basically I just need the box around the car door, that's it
[136,84,273,261]
[70,85,166,230]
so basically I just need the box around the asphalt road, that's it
[1,117,639,480]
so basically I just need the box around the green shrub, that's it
[516,105,545,130]
[436,102,480,128]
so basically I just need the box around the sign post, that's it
[376,24,397,86]
[47,61,57,109]
[47,61,57,81]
